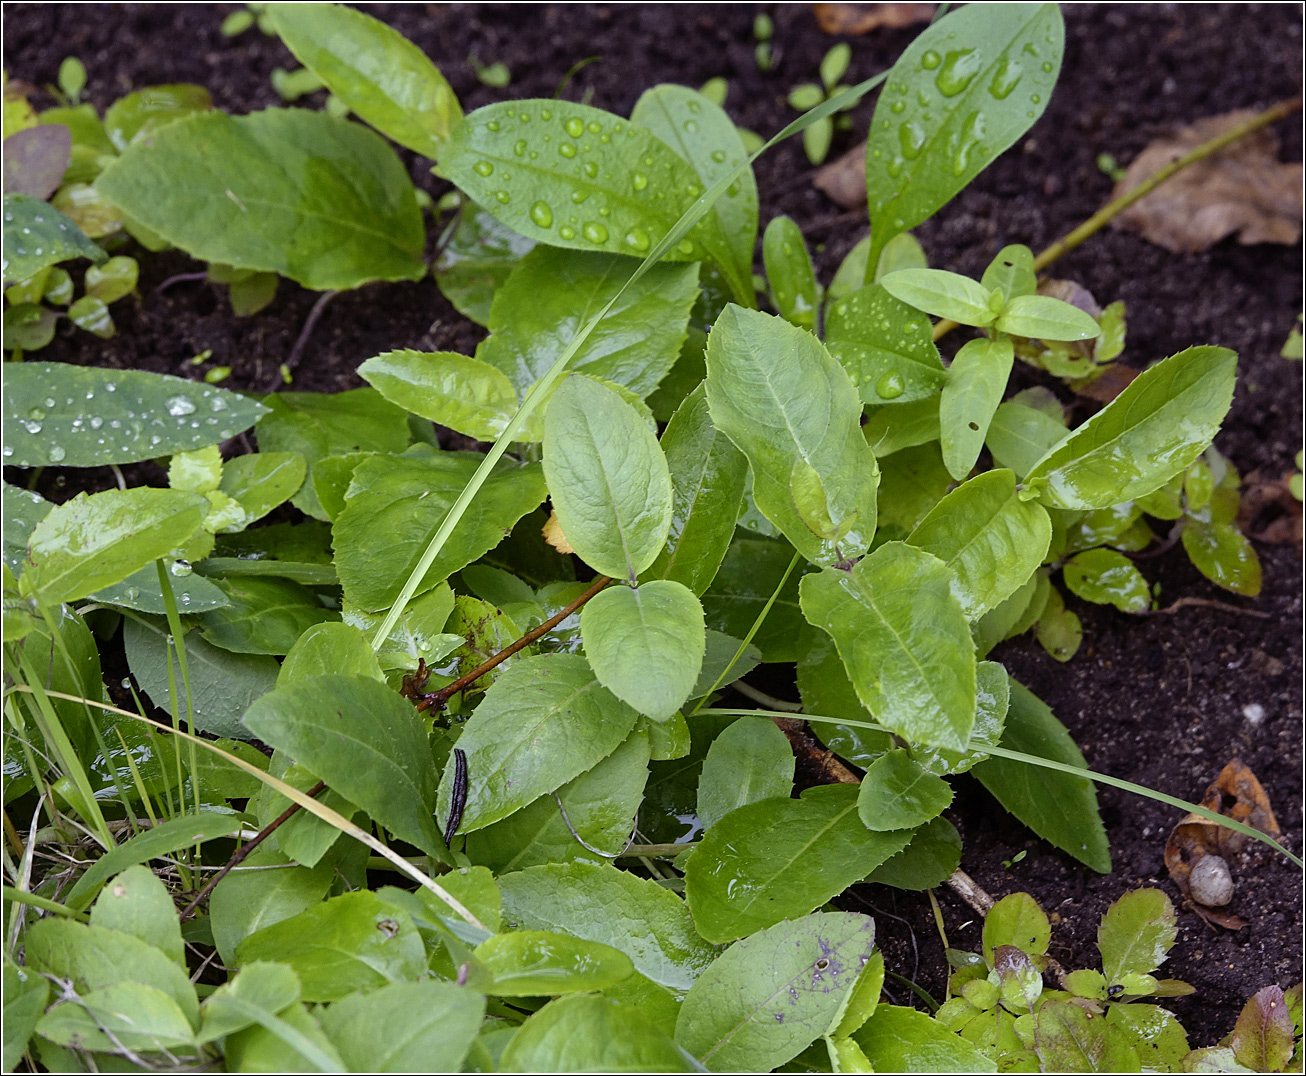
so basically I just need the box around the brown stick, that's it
[179,780,324,920]
[418,575,613,711]
[1152,597,1270,619]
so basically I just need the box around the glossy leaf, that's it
[1036,583,1082,662]
[1063,548,1150,613]
[796,626,893,767]
[102,84,212,151]
[865,814,963,890]
[997,294,1103,341]
[706,305,879,565]
[476,930,634,995]
[1181,521,1261,596]
[543,374,672,581]
[1,192,105,283]
[854,1004,997,1073]
[1024,346,1238,509]
[908,468,1051,618]
[433,204,535,326]
[983,892,1051,965]
[911,659,1010,776]
[1106,1004,1192,1073]
[696,716,794,830]
[675,912,878,1072]
[864,2,1063,269]
[864,395,941,456]
[197,961,303,1044]
[359,349,520,442]
[498,860,719,992]
[800,542,976,751]
[265,1,461,157]
[1098,889,1177,984]
[940,335,1015,480]
[581,579,705,722]
[442,99,752,303]
[96,109,425,290]
[857,749,953,831]
[217,451,307,527]
[209,849,335,967]
[685,785,912,943]
[1231,986,1297,1073]
[198,576,335,655]
[701,535,806,662]
[972,678,1110,872]
[2,361,267,467]
[20,487,207,605]
[980,244,1036,302]
[435,653,641,834]
[987,399,1072,479]
[501,994,695,1074]
[222,1001,344,1072]
[242,674,444,857]
[880,269,995,326]
[763,215,819,330]
[478,245,699,401]
[279,622,385,685]
[89,865,185,967]
[334,452,546,609]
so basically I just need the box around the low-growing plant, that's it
[787,42,856,165]
[3,3,1297,1072]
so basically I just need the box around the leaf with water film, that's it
[358,349,521,442]
[825,283,944,406]
[1062,548,1150,613]
[1181,521,1261,596]
[864,3,1064,270]
[762,215,819,331]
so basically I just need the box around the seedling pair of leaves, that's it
[788,42,857,164]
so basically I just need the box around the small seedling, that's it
[754,12,775,71]
[56,56,85,105]
[787,42,855,164]
[1096,151,1126,181]
[469,53,511,89]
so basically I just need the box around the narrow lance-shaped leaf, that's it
[880,269,996,327]
[940,335,1015,481]
[762,215,819,331]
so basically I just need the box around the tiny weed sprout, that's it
[2,4,1299,1073]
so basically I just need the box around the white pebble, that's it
[1242,703,1266,724]
[1190,855,1234,907]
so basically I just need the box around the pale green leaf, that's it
[986,400,1068,479]
[1098,889,1177,984]
[36,981,197,1053]
[89,865,185,968]
[209,850,335,967]
[218,451,307,525]
[880,268,996,326]
[502,994,695,1073]
[854,1004,996,1072]
[857,749,953,831]
[476,930,634,995]
[763,215,819,331]
[696,716,794,830]
[1181,521,1261,596]
[940,335,1015,480]
[1063,548,1150,613]
[319,981,484,1073]
[359,349,520,442]
[980,244,1036,303]
[997,294,1103,341]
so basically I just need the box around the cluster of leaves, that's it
[787,43,857,165]
[2,3,1286,1072]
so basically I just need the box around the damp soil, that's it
[5,1,1302,1047]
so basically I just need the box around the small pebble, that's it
[1190,855,1234,907]
[1242,703,1266,725]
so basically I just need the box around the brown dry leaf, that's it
[813,141,867,209]
[541,510,574,555]
[1164,759,1282,929]
[1238,470,1304,545]
[1112,109,1304,254]
[813,2,936,35]
[1072,363,1139,403]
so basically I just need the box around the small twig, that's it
[553,792,637,859]
[944,868,995,916]
[1151,597,1270,619]
[731,680,802,712]
[151,271,208,297]
[179,781,324,920]
[617,842,694,858]
[263,289,339,392]
[418,576,613,711]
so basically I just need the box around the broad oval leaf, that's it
[434,204,535,326]
[198,576,335,655]
[36,981,197,1053]
[984,892,1052,963]
[799,543,976,751]
[358,349,520,442]
[908,468,1052,618]
[279,622,385,685]
[209,849,335,968]
[762,215,819,330]
[1181,521,1261,596]
[675,912,878,1072]
[96,108,425,290]
[475,930,634,995]
[102,84,213,152]
[880,269,996,327]
[996,294,1102,341]
[1023,346,1238,509]
[581,579,705,723]
[865,3,1063,269]
[857,749,953,831]
[442,99,752,304]
[685,785,913,943]
[242,674,444,857]
[705,305,879,566]
[319,980,484,1074]
[501,994,695,1074]
[218,451,307,525]
[864,814,963,890]
[90,865,185,968]
[696,716,795,830]
[940,335,1015,480]
[1034,999,1142,1073]
[1097,889,1177,984]
[826,283,944,406]
[21,487,208,605]
[543,374,673,581]
[986,399,1068,479]
[265,1,462,156]
[1,192,105,283]
[2,361,267,468]
[435,653,641,835]
[854,1004,997,1073]
[1062,548,1150,613]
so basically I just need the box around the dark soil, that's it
[5,1,1302,1048]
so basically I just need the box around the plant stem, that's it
[264,289,339,392]
[418,575,613,711]
[932,95,1302,343]
[731,680,802,712]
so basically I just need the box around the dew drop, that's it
[598,206,610,217]
[28,407,45,420]
[1042,61,1054,73]
[582,161,598,178]
[989,57,1023,99]
[90,416,103,429]
[685,182,702,197]
[559,225,577,240]
[494,190,511,203]
[540,108,553,121]
[559,142,577,158]
[683,119,699,133]
[571,189,590,203]
[898,120,926,160]
[528,201,554,229]
[632,172,648,191]
[513,139,527,156]
[486,120,500,132]
[166,395,197,417]
[518,111,531,122]
[582,221,609,244]
[1029,93,1041,104]
[170,560,193,577]
[473,160,494,177]
[105,382,116,391]
[565,117,584,138]
[676,238,695,255]
[921,49,942,70]
[624,228,650,251]
[43,398,55,408]
[875,371,906,400]
[22,421,41,434]
[890,99,906,114]
[935,48,981,96]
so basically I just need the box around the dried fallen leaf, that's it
[3,125,72,200]
[813,2,936,35]
[541,509,574,555]
[1164,759,1282,929]
[1237,470,1303,545]
[813,140,867,209]
[1071,363,1138,403]
[1112,109,1303,254]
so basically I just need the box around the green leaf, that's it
[796,626,893,766]
[799,542,976,751]
[543,374,672,581]
[864,395,941,457]
[124,619,279,740]
[476,930,634,995]
[1230,986,1297,1073]
[1024,347,1238,509]
[433,204,535,327]
[3,959,48,1073]
[20,487,207,605]
[499,860,718,992]
[234,891,427,1003]
[644,383,748,596]
[2,192,105,283]
[854,1004,997,1072]
[96,108,425,291]
[242,674,444,857]
[997,294,1103,341]
[2,361,267,467]
[478,245,699,402]
[67,294,114,338]
[696,716,794,830]
[865,3,1063,269]
[1181,521,1262,596]
[198,576,335,655]
[334,452,546,609]
[911,659,1010,776]
[987,399,1071,479]
[83,255,138,304]
[2,302,56,351]
[705,305,878,565]
[342,581,456,674]
[358,350,521,442]
[982,892,1050,964]
[685,785,912,943]
[442,99,752,304]
[1106,1004,1192,1073]
[701,535,805,663]
[980,244,1036,303]
[880,269,996,326]
[319,981,484,1073]
[218,451,307,525]
[223,1000,345,1072]
[940,335,1015,480]
[763,216,819,331]
[209,850,335,967]
[1098,889,1177,984]
[1034,999,1141,1072]
[435,653,641,834]
[581,580,705,723]
[972,678,1110,872]
[1063,548,1150,613]
[675,912,878,1072]
[36,981,197,1053]
[265,2,461,157]
[857,750,953,831]
[197,961,302,1044]
[865,814,963,890]
[280,622,384,685]
[1035,583,1082,662]
[908,468,1052,618]
[501,994,695,1074]
[89,865,185,967]
[102,84,212,151]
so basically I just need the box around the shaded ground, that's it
[5,2,1302,1045]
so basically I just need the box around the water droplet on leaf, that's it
[876,371,906,399]
[582,222,608,243]
[530,201,553,228]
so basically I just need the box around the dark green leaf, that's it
[433,204,535,327]
[1036,582,1082,662]
[696,716,795,830]
[218,452,307,526]
[198,576,335,655]
[857,750,953,831]
[2,192,105,283]
[476,930,634,995]
[701,535,805,663]
[940,335,1015,480]
[1181,521,1261,596]
[501,994,695,1074]
[854,1004,996,1072]
[1062,548,1150,613]
[319,981,484,1073]
[864,815,962,890]
[873,442,953,543]
[863,395,941,456]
